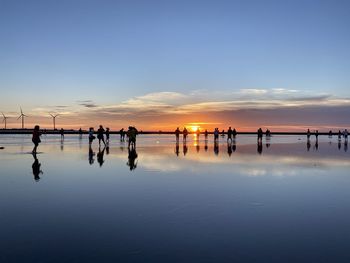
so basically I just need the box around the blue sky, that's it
[0,0,349,129]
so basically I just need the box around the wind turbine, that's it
[17,107,28,129]
[49,113,59,130]
[1,112,10,129]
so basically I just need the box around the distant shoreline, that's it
[0,129,336,136]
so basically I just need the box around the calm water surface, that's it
[0,134,349,262]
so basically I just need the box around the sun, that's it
[190,125,200,132]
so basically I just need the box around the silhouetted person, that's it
[97,146,105,167]
[233,128,237,138]
[214,140,219,155]
[89,145,95,165]
[106,145,110,155]
[204,129,208,139]
[328,130,332,138]
[257,128,263,141]
[221,129,225,137]
[89,127,95,145]
[214,128,219,142]
[227,127,233,142]
[338,130,342,141]
[307,129,311,139]
[79,128,83,138]
[32,153,43,182]
[127,126,138,149]
[120,128,125,141]
[315,130,319,140]
[60,128,64,139]
[175,142,180,156]
[97,125,106,146]
[266,129,271,137]
[127,147,138,171]
[106,128,110,143]
[32,125,41,154]
[183,127,188,142]
[257,139,263,154]
[196,128,200,138]
[307,139,311,151]
[175,127,180,142]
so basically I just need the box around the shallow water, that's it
[0,134,349,262]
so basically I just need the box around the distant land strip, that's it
[0,129,335,136]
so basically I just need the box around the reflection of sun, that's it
[190,126,200,132]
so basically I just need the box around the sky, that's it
[0,0,350,131]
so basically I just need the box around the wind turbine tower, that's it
[1,112,10,129]
[49,113,60,130]
[17,107,28,129]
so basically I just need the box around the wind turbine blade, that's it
[17,116,22,120]
[49,113,54,117]
[20,107,23,115]
[1,112,4,118]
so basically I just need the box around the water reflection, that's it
[89,145,95,165]
[97,146,105,167]
[32,153,43,182]
[127,147,138,171]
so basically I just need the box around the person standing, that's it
[183,127,188,142]
[32,125,42,154]
[106,128,110,143]
[88,127,95,145]
[175,127,180,142]
[97,125,106,147]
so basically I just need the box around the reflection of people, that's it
[314,140,319,151]
[204,139,208,151]
[307,139,311,151]
[106,128,110,143]
[214,140,219,155]
[32,125,41,154]
[32,153,43,182]
[89,145,95,165]
[127,147,138,171]
[183,142,188,156]
[266,136,271,148]
[338,140,341,150]
[196,144,200,153]
[232,138,237,152]
[97,146,105,167]
[175,142,180,156]
[89,127,96,145]
[257,140,263,154]
[227,141,232,156]
[344,140,348,152]
[60,128,64,139]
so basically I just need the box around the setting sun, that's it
[189,125,200,132]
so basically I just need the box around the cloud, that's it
[77,100,99,108]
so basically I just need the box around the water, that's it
[0,134,350,262]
